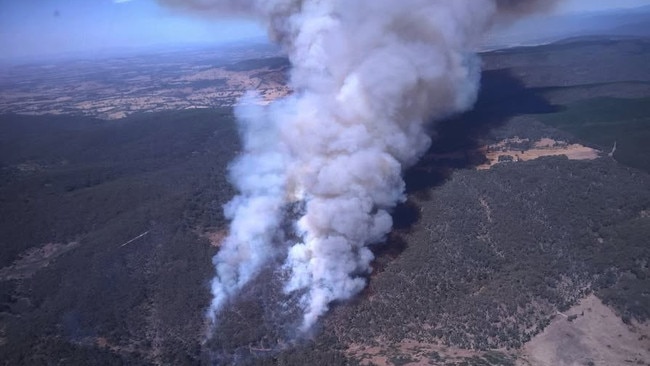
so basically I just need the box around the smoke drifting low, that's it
[159,0,559,331]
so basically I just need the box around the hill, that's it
[0,109,239,364]
[0,37,649,365]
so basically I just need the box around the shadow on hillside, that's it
[379,68,559,262]
[405,68,560,197]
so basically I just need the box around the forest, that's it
[0,109,239,364]
[1,37,649,365]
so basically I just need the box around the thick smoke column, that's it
[160,0,559,330]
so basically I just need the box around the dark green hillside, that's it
[0,109,240,365]
[536,96,650,173]
[322,156,650,354]
[224,57,290,72]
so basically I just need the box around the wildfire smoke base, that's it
[158,0,562,333]
[204,266,305,363]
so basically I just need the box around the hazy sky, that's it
[558,0,650,13]
[0,0,264,60]
[1,0,649,60]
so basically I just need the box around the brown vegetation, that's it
[476,137,599,170]
[0,242,79,280]
[519,295,650,366]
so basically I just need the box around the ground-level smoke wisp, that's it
[159,0,559,331]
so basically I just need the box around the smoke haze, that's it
[158,0,560,331]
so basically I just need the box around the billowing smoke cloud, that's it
[159,0,560,331]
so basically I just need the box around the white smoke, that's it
[208,92,290,321]
[160,0,559,331]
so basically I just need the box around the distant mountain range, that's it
[484,5,650,51]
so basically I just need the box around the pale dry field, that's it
[518,295,650,366]
[477,138,600,170]
[344,295,649,366]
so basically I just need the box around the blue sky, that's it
[0,0,264,60]
[0,0,649,60]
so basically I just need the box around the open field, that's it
[0,46,290,120]
[519,295,650,366]
[475,137,599,170]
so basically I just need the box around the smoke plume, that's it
[159,0,560,331]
